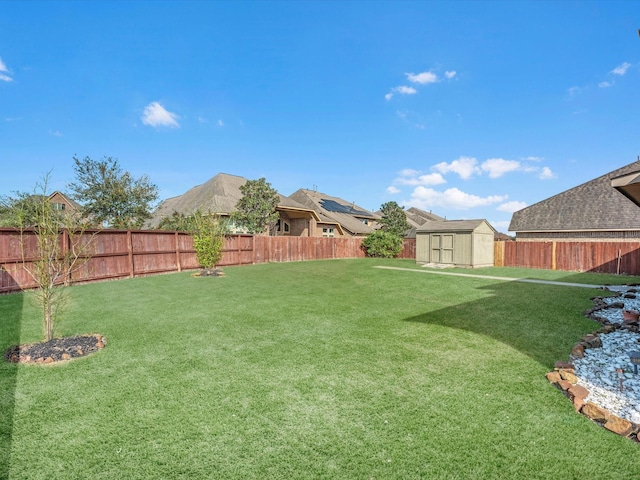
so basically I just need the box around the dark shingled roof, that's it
[509,160,640,233]
[289,189,379,235]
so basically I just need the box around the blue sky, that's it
[1,1,638,233]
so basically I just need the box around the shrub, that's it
[192,212,227,269]
[361,230,403,258]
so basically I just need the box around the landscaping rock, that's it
[604,415,634,436]
[571,344,585,358]
[582,402,609,422]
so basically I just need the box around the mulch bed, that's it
[4,334,106,364]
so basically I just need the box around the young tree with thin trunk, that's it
[14,175,97,341]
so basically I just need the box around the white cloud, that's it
[612,62,631,76]
[539,166,556,179]
[217,119,224,127]
[141,101,180,128]
[0,57,13,82]
[398,168,420,177]
[385,85,417,101]
[432,156,480,180]
[497,201,527,213]
[524,156,543,162]
[405,71,438,84]
[395,172,446,186]
[444,70,457,79]
[481,158,520,178]
[386,186,401,194]
[408,186,506,210]
[599,81,613,88]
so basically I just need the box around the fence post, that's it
[127,230,134,278]
[175,231,182,272]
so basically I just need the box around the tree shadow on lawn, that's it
[403,276,605,369]
[0,291,23,479]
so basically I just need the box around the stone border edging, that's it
[548,291,640,442]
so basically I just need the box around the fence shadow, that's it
[0,287,23,478]
[402,276,603,368]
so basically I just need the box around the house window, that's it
[52,203,65,211]
[276,219,290,234]
[322,228,335,238]
[359,218,369,225]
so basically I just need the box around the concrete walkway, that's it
[373,266,603,289]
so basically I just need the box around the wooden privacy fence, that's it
[0,229,417,293]
[495,240,640,275]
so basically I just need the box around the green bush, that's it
[192,212,227,268]
[361,230,403,258]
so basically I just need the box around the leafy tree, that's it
[156,211,199,232]
[378,201,410,237]
[14,174,96,341]
[68,155,159,229]
[230,177,280,235]
[0,193,48,227]
[361,230,403,258]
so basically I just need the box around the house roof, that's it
[611,169,640,208]
[509,160,640,233]
[417,219,495,233]
[374,206,445,238]
[147,173,317,228]
[288,189,379,235]
[405,207,445,227]
[48,191,83,210]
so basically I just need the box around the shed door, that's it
[431,234,454,264]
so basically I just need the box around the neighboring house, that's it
[146,173,321,236]
[611,160,640,208]
[401,207,445,238]
[288,189,379,237]
[48,191,82,214]
[509,159,640,241]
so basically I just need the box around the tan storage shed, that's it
[416,219,495,268]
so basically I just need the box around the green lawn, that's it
[2,258,639,479]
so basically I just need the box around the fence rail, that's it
[4,228,640,293]
[495,240,640,275]
[0,229,416,293]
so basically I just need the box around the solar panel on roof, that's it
[320,199,373,217]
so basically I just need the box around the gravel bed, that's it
[573,286,640,424]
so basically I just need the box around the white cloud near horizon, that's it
[405,71,438,84]
[407,186,506,210]
[612,62,631,76]
[0,57,13,82]
[141,101,180,128]
[497,200,527,213]
[386,186,401,194]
